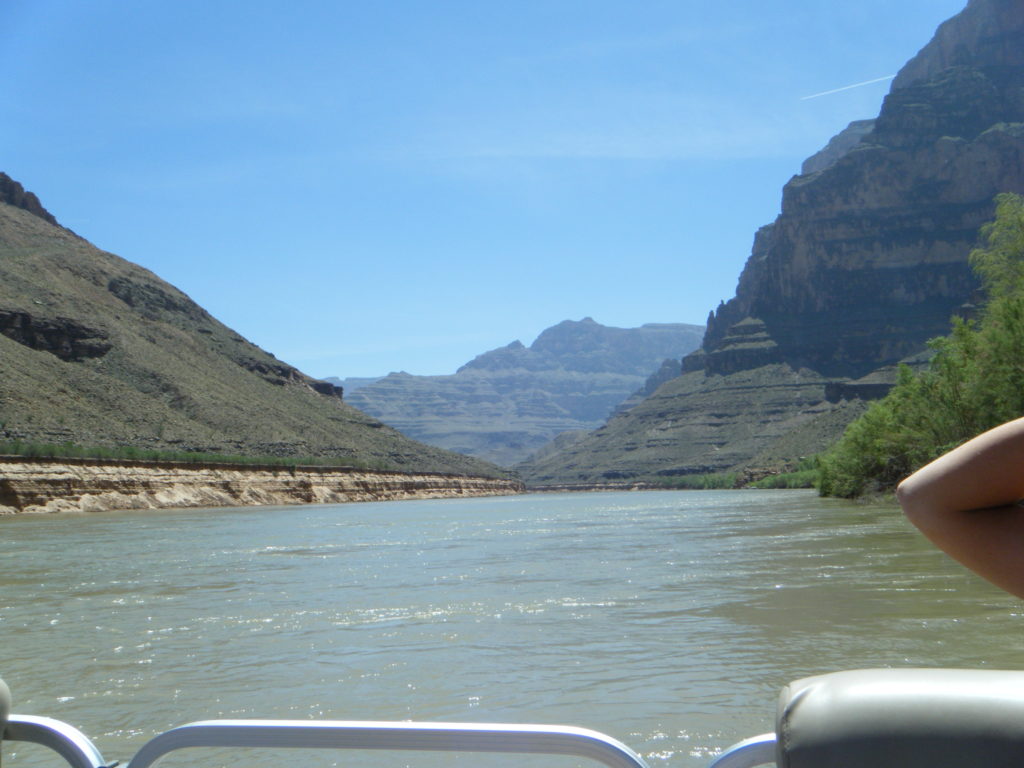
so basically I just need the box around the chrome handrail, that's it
[4,716,652,768]
[4,713,775,768]
[3,715,109,768]
[707,733,775,768]
[126,720,650,768]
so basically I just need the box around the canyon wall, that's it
[519,0,1024,486]
[702,16,1024,377]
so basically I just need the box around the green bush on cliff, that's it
[818,193,1024,497]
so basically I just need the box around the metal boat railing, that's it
[36,667,1024,768]
[2,714,776,768]
[705,734,775,768]
[11,669,1024,768]
[3,715,108,768]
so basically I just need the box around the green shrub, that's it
[818,193,1024,497]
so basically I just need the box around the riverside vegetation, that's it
[819,193,1024,497]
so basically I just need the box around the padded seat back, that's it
[0,677,9,734]
[776,668,1024,768]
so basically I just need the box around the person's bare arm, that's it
[896,417,1024,599]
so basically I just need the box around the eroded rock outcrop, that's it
[0,309,111,361]
[0,457,522,515]
[0,173,60,227]
[801,119,876,175]
[700,0,1024,380]
[892,0,1024,89]
[705,71,1024,377]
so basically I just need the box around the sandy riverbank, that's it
[0,457,522,514]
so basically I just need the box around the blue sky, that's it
[2,0,967,378]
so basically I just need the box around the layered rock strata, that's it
[518,365,867,485]
[703,0,1024,378]
[519,0,1024,486]
[0,457,521,515]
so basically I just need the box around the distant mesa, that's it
[340,318,704,467]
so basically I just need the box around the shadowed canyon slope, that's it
[0,176,502,478]
[520,0,1024,487]
[343,318,703,466]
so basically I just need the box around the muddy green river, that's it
[1,490,1020,768]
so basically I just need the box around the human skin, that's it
[897,417,1024,599]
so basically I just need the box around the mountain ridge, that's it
[343,318,703,466]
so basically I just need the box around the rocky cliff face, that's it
[0,174,60,228]
[801,120,876,175]
[892,0,1024,89]
[520,0,1024,486]
[344,318,703,466]
[703,1,1024,378]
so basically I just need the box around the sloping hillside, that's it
[0,175,501,477]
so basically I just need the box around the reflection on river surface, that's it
[1,490,1020,768]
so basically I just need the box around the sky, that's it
[1,0,968,379]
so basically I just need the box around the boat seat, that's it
[776,668,1024,768]
[0,677,9,727]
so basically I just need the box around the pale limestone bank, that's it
[0,458,522,514]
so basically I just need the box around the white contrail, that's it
[801,74,895,100]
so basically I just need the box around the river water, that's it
[1,490,1021,768]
